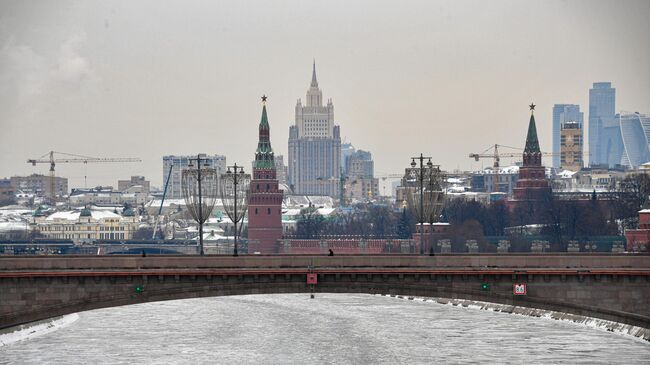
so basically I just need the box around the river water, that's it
[1,294,649,364]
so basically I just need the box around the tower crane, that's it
[27,151,142,203]
[469,144,555,194]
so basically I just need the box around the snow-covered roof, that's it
[316,207,336,216]
[557,170,578,178]
[146,199,188,208]
[45,210,122,221]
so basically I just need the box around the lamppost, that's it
[424,165,445,256]
[220,163,251,256]
[410,153,433,254]
[182,155,219,256]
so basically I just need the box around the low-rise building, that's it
[69,187,150,207]
[35,208,139,241]
[118,176,150,194]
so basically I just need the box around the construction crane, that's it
[469,144,555,193]
[376,173,405,197]
[27,151,142,203]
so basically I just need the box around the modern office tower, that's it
[552,104,583,168]
[560,121,583,171]
[248,99,283,254]
[619,112,650,169]
[162,154,226,199]
[589,82,620,167]
[288,62,341,197]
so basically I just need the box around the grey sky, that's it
[1,0,649,190]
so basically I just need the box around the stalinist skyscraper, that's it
[288,62,341,197]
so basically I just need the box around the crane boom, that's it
[26,151,142,203]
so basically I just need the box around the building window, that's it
[267,208,271,215]
[255,208,258,214]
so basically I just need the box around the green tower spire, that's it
[255,96,275,169]
[524,103,540,154]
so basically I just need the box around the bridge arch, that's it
[1,255,649,338]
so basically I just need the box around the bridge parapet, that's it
[1,254,649,271]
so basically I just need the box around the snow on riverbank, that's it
[0,313,80,347]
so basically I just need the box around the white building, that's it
[162,154,227,199]
[36,208,139,241]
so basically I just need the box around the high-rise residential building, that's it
[344,149,379,202]
[288,62,341,197]
[560,121,583,171]
[589,82,621,167]
[10,174,68,198]
[552,104,583,168]
[248,98,283,254]
[273,155,288,187]
[619,112,650,169]
[162,154,226,199]
[341,143,356,173]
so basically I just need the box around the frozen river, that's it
[1,293,649,364]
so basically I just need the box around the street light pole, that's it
[224,163,249,257]
[411,153,432,255]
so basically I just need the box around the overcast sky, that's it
[1,0,649,190]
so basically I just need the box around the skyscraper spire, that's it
[311,59,318,87]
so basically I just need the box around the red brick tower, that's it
[248,96,284,254]
[510,103,552,218]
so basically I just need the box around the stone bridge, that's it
[1,254,649,335]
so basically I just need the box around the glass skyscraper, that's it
[552,104,583,168]
[589,82,620,167]
[619,113,650,169]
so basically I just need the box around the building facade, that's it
[10,174,68,199]
[553,104,583,168]
[589,82,622,167]
[509,105,552,219]
[118,176,150,194]
[162,154,226,199]
[619,112,650,169]
[288,62,341,197]
[36,208,139,241]
[560,121,583,171]
[248,99,284,254]
[0,179,14,204]
[344,149,379,202]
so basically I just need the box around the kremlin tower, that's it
[510,104,552,221]
[247,96,284,254]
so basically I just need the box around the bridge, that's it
[1,254,649,337]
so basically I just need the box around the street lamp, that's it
[220,163,251,256]
[409,153,433,255]
[181,155,219,256]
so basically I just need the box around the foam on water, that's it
[384,294,650,342]
[0,313,80,347]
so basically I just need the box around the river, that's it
[1,294,648,364]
